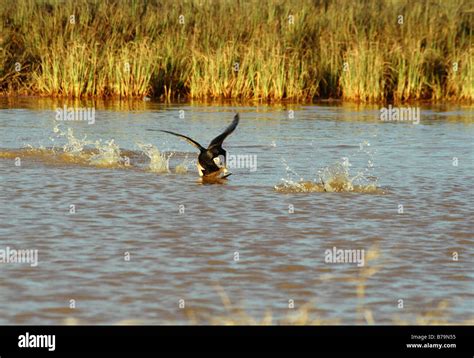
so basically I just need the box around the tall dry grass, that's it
[0,0,472,102]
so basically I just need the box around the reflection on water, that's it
[0,99,472,324]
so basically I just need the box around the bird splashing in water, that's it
[149,113,239,181]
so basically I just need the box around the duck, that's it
[150,113,239,179]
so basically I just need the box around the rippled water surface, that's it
[0,98,472,324]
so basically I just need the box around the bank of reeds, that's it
[0,0,472,102]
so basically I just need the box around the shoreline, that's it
[0,94,473,107]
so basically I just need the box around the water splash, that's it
[136,142,171,173]
[319,161,356,192]
[89,139,124,167]
[1,124,191,174]
[55,125,92,155]
[52,124,125,168]
[175,157,192,174]
[275,142,384,194]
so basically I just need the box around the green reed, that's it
[0,0,472,102]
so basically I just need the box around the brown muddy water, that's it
[0,98,472,324]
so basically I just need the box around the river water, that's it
[0,98,472,324]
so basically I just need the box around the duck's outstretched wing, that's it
[208,113,239,149]
[148,129,205,151]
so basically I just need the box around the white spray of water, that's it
[136,142,171,173]
[275,140,381,193]
[52,124,125,167]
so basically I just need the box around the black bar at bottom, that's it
[0,325,471,355]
